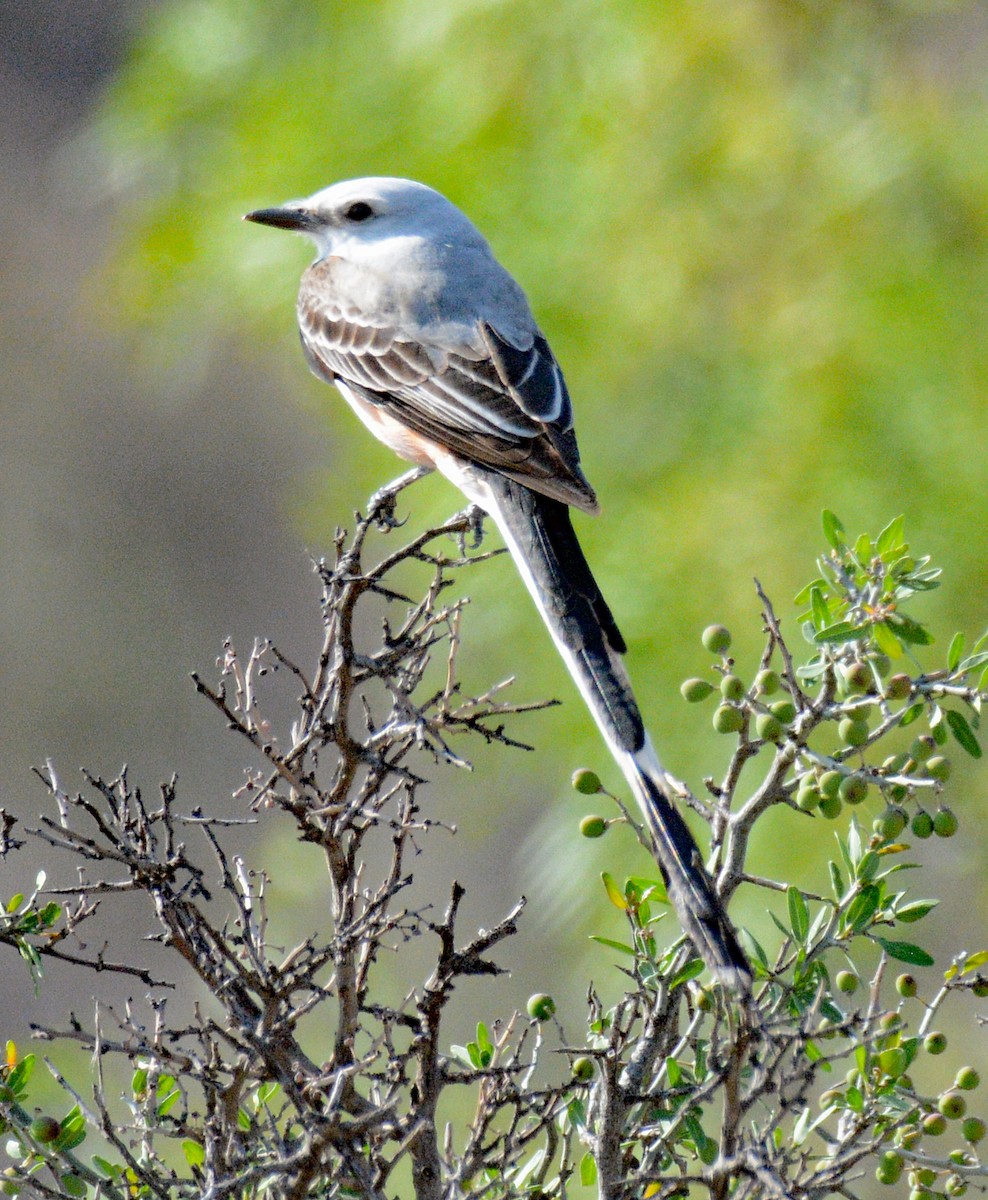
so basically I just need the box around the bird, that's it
[245,177,750,990]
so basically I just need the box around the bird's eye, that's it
[344,201,374,222]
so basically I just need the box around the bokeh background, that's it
[3,0,988,1182]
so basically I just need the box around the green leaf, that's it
[898,702,925,728]
[873,620,903,659]
[665,1056,682,1087]
[946,949,988,980]
[822,509,846,551]
[7,1053,35,1096]
[829,860,845,901]
[948,632,965,672]
[794,577,828,607]
[810,586,831,633]
[601,872,626,911]
[787,887,809,945]
[873,936,934,966]
[814,621,864,645]
[889,613,934,646]
[669,959,705,990]
[946,708,982,758]
[6,893,23,914]
[183,1140,205,1168]
[845,884,880,932]
[589,935,635,957]
[91,1156,119,1179]
[580,1153,597,1188]
[896,899,938,924]
[60,1175,87,1198]
[876,515,906,557]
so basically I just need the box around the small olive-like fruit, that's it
[571,768,602,795]
[526,993,556,1021]
[712,705,744,734]
[972,977,988,998]
[876,1149,903,1185]
[755,669,780,695]
[720,674,745,702]
[885,673,912,700]
[680,677,715,703]
[29,1115,61,1144]
[796,785,821,812]
[911,809,934,839]
[839,716,870,747]
[818,793,843,820]
[923,1111,947,1136]
[874,806,907,840]
[579,815,607,839]
[955,1066,980,1091]
[926,755,952,782]
[844,661,872,693]
[933,806,959,837]
[819,770,842,799]
[835,970,859,995]
[962,1116,986,1143]
[572,1056,595,1081]
[702,625,732,654]
[839,775,868,805]
[939,1091,967,1121]
[770,699,797,724]
[924,1031,947,1055]
[755,712,783,742]
[896,974,918,998]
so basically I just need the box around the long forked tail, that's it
[453,467,751,992]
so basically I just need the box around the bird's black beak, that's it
[243,205,319,232]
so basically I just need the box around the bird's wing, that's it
[297,270,598,513]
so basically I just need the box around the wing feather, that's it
[297,266,597,512]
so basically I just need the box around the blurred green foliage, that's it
[92,0,988,879]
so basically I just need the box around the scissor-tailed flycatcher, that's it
[245,177,750,990]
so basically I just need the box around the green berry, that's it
[844,661,872,693]
[925,1031,947,1055]
[693,985,714,1012]
[571,768,602,795]
[915,1167,938,1186]
[896,973,918,998]
[702,624,732,655]
[874,806,908,840]
[796,784,821,812]
[871,653,891,677]
[835,970,859,995]
[879,1047,908,1078]
[712,704,744,734]
[886,673,912,700]
[945,1174,968,1197]
[839,716,870,747]
[911,809,934,838]
[526,993,556,1021]
[923,1112,947,1136]
[939,1091,967,1121]
[818,793,843,820]
[572,1056,595,1081]
[770,699,797,724]
[911,735,936,762]
[933,806,959,838]
[876,1150,903,1185]
[962,1116,985,1143]
[880,1011,901,1031]
[819,1088,842,1109]
[579,815,607,838]
[720,674,745,701]
[955,1066,980,1091]
[755,712,783,742]
[973,977,988,997]
[839,775,868,805]
[755,669,780,695]
[29,1115,61,1144]
[927,756,952,782]
[819,770,842,799]
[681,678,714,703]
[886,782,909,802]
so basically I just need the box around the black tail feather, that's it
[481,472,751,991]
